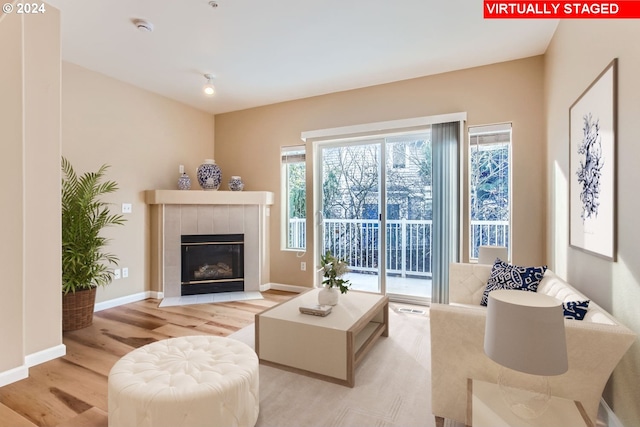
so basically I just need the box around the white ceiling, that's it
[45,0,558,115]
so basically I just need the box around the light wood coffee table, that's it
[255,288,389,387]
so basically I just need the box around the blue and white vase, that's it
[228,176,244,191]
[196,159,222,190]
[178,173,191,190]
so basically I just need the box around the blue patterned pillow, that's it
[563,300,590,320]
[480,259,547,306]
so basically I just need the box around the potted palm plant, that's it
[61,157,125,331]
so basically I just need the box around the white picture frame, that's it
[569,59,617,261]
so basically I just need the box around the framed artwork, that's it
[569,59,617,260]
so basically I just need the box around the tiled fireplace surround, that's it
[146,190,274,298]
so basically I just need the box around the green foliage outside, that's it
[288,163,306,219]
[470,144,509,221]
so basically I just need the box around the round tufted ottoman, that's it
[108,335,259,427]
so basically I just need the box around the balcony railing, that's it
[288,218,509,275]
[288,218,306,250]
[470,220,510,259]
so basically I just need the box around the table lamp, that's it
[484,289,568,419]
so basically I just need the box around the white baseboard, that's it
[25,344,66,367]
[263,283,308,293]
[0,365,28,388]
[0,344,67,387]
[94,291,159,312]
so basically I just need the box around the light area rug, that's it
[159,291,263,307]
[229,305,449,427]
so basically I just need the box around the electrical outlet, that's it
[301,262,306,271]
[122,267,129,278]
[122,203,132,213]
[114,268,121,280]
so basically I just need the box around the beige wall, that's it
[215,56,546,288]
[0,4,62,377]
[61,62,216,303]
[24,6,62,357]
[544,20,640,425]
[0,8,26,374]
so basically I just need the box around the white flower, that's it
[332,260,349,277]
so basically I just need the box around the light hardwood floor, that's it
[0,290,295,427]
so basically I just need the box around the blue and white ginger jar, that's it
[228,176,244,191]
[178,173,191,190]
[196,159,222,190]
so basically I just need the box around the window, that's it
[469,124,511,260]
[302,112,466,302]
[281,146,306,250]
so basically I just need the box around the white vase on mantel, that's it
[318,286,339,306]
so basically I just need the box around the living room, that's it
[1,1,639,426]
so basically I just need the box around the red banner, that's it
[484,1,640,18]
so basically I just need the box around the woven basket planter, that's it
[62,287,97,331]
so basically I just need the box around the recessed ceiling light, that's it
[133,19,154,32]
[209,1,218,8]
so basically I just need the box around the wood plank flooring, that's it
[0,290,295,427]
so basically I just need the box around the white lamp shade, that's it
[477,245,508,264]
[484,290,568,376]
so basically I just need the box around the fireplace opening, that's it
[181,234,244,296]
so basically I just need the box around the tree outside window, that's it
[282,146,306,250]
[469,125,511,260]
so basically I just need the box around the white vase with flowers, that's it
[318,251,351,306]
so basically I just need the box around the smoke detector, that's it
[133,19,154,32]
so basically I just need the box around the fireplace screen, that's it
[181,234,244,295]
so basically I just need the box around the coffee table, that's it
[255,288,389,387]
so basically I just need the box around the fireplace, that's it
[181,234,244,296]
[146,191,274,298]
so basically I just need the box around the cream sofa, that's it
[430,263,636,425]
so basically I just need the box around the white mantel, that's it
[146,190,274,298]
[145,190,274,206]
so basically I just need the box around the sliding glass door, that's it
[384,135,432,301]
[320,141,383,293]
[318,133,433,302]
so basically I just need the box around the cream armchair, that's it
[430,263,636,426]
